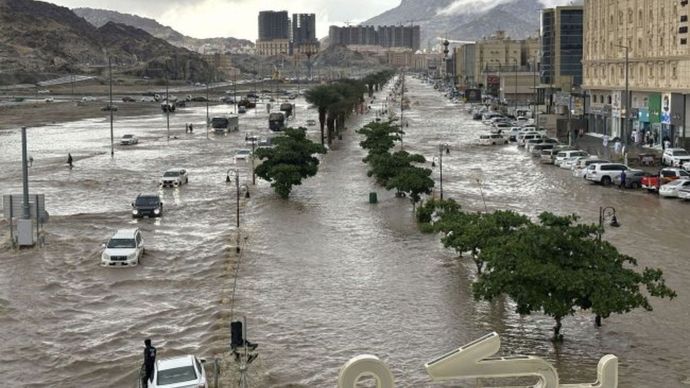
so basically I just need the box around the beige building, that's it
[256,39,290,56]
[583,0,690,145]
[204,54,241,80]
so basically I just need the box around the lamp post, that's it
[108,55,114,158]
[431,143,450,200]
[226,169,250,253]
[615,44,630,145]
[513,58,518,113]
[598,206,620,242]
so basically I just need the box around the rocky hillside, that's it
[363,0,572,46]
[73,7,253,54]
[0,0,214,84]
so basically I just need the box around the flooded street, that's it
[1,78,689,387]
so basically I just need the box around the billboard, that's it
[464,88,482,103]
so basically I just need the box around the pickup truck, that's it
[640,168,690,192]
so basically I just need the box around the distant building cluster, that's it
[328,25,421,51]
[256,10,319,56]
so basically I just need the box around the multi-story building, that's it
[292,13,320,55]
[257,11,320,57]
[583,0,690,147]
[328,25,420,51]
[541,6,584,89]
[454,44,477,88]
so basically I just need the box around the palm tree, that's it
[305,85,342,145]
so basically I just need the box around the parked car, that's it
[101,228,144,267]
[507,127,523,141]
[517,133,543,148]
[122,96,136,102]
[44,97,54,103]
[131,194,163,218]
[573,158,609,178]
[160,168,188,187]
[81,96,96,102]
[234,149,252,162]
[530,143,555,157]
[560,154,590,170]
[101,104,118,111]
[661,148,690,167]
[478,134,507,145]
[120,134,139,145]
[555,150,588,167]
[641,167,690,192]
[678,186,690,200]
[613,169,647,189]
[585,163,629,185]
[306,119,317,126]
[540,149,559,164]
[659,179,690,198]
[238,106,247,114]
[149,355,207,388]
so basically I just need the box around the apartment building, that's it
[583,0,690,146]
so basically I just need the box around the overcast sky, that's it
[44,0,572,41]
[44,0,400,40]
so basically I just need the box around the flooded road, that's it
[1,78,689,387]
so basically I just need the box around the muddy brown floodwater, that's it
[0,77,689,387]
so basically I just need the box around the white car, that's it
[560,153,589,170]
[149,355,207,388]
[233,149,252,162]
[659,179,690,198]
[678,186,690,200]
[517,133,543,148]
[573,158,609,178]
[101,228,144,267]
[554,150,588,167]
[662,148,690,167]
[585,163,629,185]
[121,134,139,145]
[160,168,188,187]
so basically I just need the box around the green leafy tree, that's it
[254,127,326,199]
[435,210,530,273]
[357,120,400,158]
[385,165,434,209]
[415,198,462,225]
[473,212,676,340]
[366,150,424,186]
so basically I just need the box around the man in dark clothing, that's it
[143,339,157,386]
[67,153,73,169]
[189,123,193,133]
[619,169,626,189]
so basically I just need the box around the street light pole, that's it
[108,56,114,158]
[433,143,449,200]
[514,58,518,114]
[598,206,620,242]
[206,79,210,140]
[615,44,630,145]
[165,66,170,142]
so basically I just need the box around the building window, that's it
[682,38,688,45]
[681,15,688,22]
[672,64,678,78]
[680,26,689,33]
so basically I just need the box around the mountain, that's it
[0,0,213,84]
[73,7,253,54]
[362,0,568,47]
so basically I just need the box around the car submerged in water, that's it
[160,168,188,188]
[101,228,144,267]
[131,194,163,218]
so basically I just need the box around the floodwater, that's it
[0,78,689,387]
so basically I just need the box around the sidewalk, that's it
[574,133,663,169]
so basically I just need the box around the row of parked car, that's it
[513,130,690,200]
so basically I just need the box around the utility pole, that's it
[206,78,210,140]
[400,69,405,149]
[166,65,170,142]
[109,56,114,158]
[615,44,630,144]
[514,58,518,114]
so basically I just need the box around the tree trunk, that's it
[595,314,602,327]
[327,114,335,145]
[553,317,563,341]
[473,250,483,274]
[318,109,326,145]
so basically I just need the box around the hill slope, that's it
[362,0,562,46]
[74,7,253,54]
[0,0,213,84]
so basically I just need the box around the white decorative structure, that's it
[337,332,618,388]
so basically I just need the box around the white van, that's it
[573,158,609,177]
[517,133,543,147]
[478,134,508,145]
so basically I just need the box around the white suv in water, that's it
[101,228,144,267]
[160,168,188,188]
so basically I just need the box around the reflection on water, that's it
[0,81,689,387]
